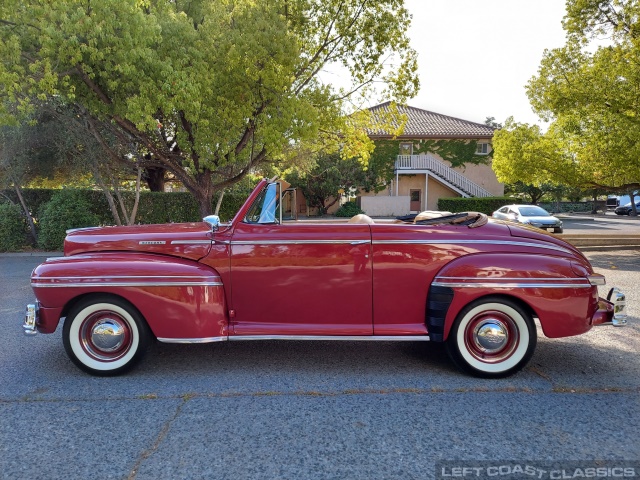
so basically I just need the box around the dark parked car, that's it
[492,205,563,233]
[614,200,640,215]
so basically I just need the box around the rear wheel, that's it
[63,295,151,376]
[445,297,536,378]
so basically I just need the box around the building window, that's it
[399,142,413,156]
[476,142,490,155]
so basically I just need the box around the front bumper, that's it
[592,287,627,327]
[23,303,39,336]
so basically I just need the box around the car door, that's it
[228,184,373,337]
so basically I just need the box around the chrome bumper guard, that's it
[23,303,39,336]
[607,287,627,327]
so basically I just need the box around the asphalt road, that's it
[559,212,640,234]
[1,252,638,480]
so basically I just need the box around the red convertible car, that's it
[23,179,627,377]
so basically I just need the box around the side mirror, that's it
[203,214,220,231]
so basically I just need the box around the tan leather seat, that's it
[348,214,374,224]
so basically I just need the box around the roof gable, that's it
[368,101,495,139]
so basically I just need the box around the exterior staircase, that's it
[395,154,493,198]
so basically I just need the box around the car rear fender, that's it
[30,252,228,340]
[432,253,599,340]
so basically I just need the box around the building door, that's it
[410,189,421,212]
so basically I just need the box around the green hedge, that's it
[0,189,247,225]
[437,197,515,215]
[0,188,250,251]
[0,203,28,251]
[539,201,604,213]
[335,202,365,217]
[37,190,102,251]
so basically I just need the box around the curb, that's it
[577,245,640,252]
[0,252,62,258]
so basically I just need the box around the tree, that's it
[504,181,556,204]
[0,0,418,216]
[1,100,146,226]
[286,153,366,214]
[484,116,503,129]
[519,0,640,193]
[0,104,86,243]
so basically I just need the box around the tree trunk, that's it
[128,166,142,225]
[194,171,214,218]
[144,166,166,192]
[14,183,38,245]
[93,166,122,226]
[214,190,225,216]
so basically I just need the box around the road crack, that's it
[126,397,189,480]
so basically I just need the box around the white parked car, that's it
[492,205,563,233]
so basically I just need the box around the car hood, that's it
[64,223,213,261]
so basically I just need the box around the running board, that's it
[158,335,431,344]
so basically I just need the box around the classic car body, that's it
[23,179,627,377]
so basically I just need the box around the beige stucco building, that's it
[359,103,504,216]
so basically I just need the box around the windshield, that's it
[518,206,550,217]
[245,183,279,224]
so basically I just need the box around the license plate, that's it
[546,228,555,232]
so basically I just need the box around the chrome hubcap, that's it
[80,310,133,362]
[464,310,519,364]
[91,319,126,352]
[473,320,508,353]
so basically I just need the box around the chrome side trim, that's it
[230,239,369,246]
[433,280,591,289]
[374,239,573,254]
[170,240,213,245]
[139,241,166,245]
[229,335,430,341]
[32,281,223,288]
[33,276,217,280]
[157,336,228,344]
[437,276,587,282]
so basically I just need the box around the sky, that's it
[401,0,569,126]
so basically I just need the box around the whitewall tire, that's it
[446,297,536,378]
[63,295,151,376]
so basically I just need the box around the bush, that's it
[38,190,101,251]
[437,197,515,215]
[0,203,28,251]
[335,202,365,217]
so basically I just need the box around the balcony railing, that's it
[395,154,492,198]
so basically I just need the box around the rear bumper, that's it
[592,287,627,327]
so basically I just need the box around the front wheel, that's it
[445,297,536,378]
[63,295,152,376]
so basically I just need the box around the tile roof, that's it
[368,101,495,139]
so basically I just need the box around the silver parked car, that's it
[492,205,563,233]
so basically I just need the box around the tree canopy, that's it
[492,0,640,194]
[0,0,418,215]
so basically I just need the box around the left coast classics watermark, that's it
[435,461,639,479]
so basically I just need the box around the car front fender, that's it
[31,252,228,340]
